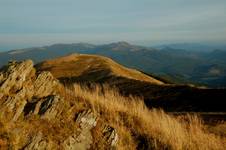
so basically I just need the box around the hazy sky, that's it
[0,0,226,50]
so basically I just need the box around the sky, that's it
[0,0,226,51]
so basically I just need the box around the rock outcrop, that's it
[0,60,34,95]
[24,132,53,150]
[33,72,59,98]
[0,60,59,122]
[63,109,98,150]
[0,60,118,149]
[102,125,118,147]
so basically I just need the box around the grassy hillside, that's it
[36,54,226,112]
[1,82,225,149]
[63,83,226,149]
[36,54,164,85]
[0,57,225,150]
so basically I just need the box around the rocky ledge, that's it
[0,60,118,150]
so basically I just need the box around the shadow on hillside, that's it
[58,74,226,112]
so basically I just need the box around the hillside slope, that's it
[36,54,226,112]
[0,60,119,149]
[1,60,225,150]
[36,54,164,85]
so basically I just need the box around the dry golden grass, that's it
[63,83,226,150]
[36,54,164,85]
[207,122,226,137]
[1,81,225,149]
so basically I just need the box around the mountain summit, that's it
[36,53,164,85]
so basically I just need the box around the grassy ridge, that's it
[36,54,226,112]
[0,82,225,149]
[62,84,226,149]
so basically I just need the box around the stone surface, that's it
[0,60,61,121]
[40,95,62,119]
[102,125,118,147]
[0,60,118,150]
[76,109,98,129]
[63,110,98,150]
[25,132,52,150]
[0,87,28,121]
[23,95,63,120]
[0,60,34,95]
[34,72,59,98]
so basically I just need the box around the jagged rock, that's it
[63,132,94,150]
[24,132,52,150]
[23,95,63,119]
[39,95,62,119]
[0,60,34,95]
[76,109,98,129]
[63,110,118,150]
[0,60,119,149]
[0,60,36,121]
[0,60,61,122]
[102,125,118,147]
[34,72,59,98]
[0,87,28,121]
[63,110,98,150]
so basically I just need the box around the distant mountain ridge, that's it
[0,42,226,88]
[154,43,226,51]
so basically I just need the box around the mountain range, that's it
[0,42,226,88]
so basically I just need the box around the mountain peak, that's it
[100,41,145,51]
[115,41,131,46]
[107,41,131,48]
